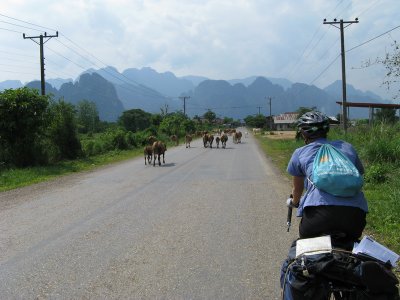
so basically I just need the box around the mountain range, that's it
[0,67,390,121]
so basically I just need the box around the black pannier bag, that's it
[281,243,399,300]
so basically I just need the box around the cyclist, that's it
[286,111,368,247]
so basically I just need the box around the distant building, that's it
[273,112,299,130]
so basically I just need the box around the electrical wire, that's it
[54,33,174,100]
[0,12,170,100]
[0,27,22,34]
[0,13,57,32]
[285,0,346,79]
[346,25,400,53]
[0,49,37,58]
[356,0,381,18]
[0,20,42,33]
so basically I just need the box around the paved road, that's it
[0,130,299,299]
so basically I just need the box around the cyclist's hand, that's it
[286,198,299,208]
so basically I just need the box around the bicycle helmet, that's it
[297,111,330,139]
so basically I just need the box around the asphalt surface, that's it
[0,130,299,299]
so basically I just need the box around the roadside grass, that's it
[0,138,181,192]
[255,130,400,254]
[365,177,400,252]
[0,148,143,192]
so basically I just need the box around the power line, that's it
[59,33,149,87]
[0,63,38,70]
[0,20,42,32]
[46,45,90,70]
[309,54,341,86]
[1,69,37,76]
[0,49,37,58]
[306,24,400,85]
[0,12,168,100]
[346,25,400,53]
[285,0,346,79]
[54,33,170,100]
[281,22,400,106]
[334,1,352,19]
[357,0,382,18]
[0,12,57,31]
[54,39,98,67]
[0,27,22,34]
[0,56,38,64]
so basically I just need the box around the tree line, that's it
[0,88,242,168]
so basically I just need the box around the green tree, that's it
[151,113,163,127]
[182,118,196,134]
[0,88,49,166]
[47,99,82,161]
[223,117,234,124]
[159,112,189,136]
[193,115,202,124]
[375,108,398,124]
[119,109,152,132]
[244,114,266,128]
[203,110,216,123]
[76,100,100,134]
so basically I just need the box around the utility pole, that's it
[266,96,273,130]
[256,106,262,115]
[179,96,190,116]
[323,18,358,133]
[23,31,58,95]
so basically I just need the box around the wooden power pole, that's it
[179,96,190,116]
[323,18,358,133]
[23,31,58,95]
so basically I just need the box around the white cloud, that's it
[1,0,399,98]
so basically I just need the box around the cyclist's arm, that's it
[292,176,304,206]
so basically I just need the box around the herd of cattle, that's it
[144,129,245,166]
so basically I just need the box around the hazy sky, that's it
[1,0,399,99]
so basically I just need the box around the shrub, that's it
[130,131,151,146]
[0,88,50,167]
[364,163,389,184]
[110,128,129,150]
[47,100,82,161]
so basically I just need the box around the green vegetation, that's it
[0,87,234,191]
[244,114,267,128]
[4,87,397,253]
[256,124,400,253]
[0,149,142,192]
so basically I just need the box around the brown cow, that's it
[202,133,209,148]
[203,133,214,148]
[144,145,153,165]
[152,141,167,166]
[185,134,192,148]
[147,135,157,145]
[233,131,242,144]
[170,135,179,146]
[220,134,228,148]
[208,134,214,148]
[215,136,220,148]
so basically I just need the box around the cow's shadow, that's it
[160,163,176,167]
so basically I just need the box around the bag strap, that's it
[306,142,326,191]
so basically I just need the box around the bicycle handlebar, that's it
[287,194,293,232]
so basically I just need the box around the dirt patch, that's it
[262,131,296,140]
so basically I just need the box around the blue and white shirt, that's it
[287,138,368,217]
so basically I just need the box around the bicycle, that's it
[281,198,399,300]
